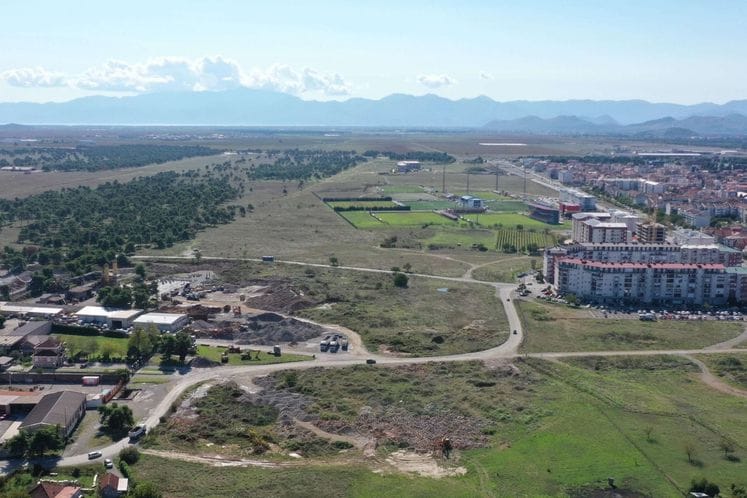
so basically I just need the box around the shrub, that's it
[119,446,140,464]
[393,272,408,288]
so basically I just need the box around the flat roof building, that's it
[0,303,63,318]
[133,312,190,333]
[74,306,143,329]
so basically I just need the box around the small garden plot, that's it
[494,229,556,252]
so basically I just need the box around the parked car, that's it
[104,458,113,469]
[366,358,377,365]
[88,451,102,460]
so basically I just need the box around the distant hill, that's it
[483,113,747,137]
[1,88,747,132]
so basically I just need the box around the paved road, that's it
[4,256,747,473]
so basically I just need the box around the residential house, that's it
[32,336,65,368]
[99,472,129,498]
[29,481,82,498]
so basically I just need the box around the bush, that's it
[119,446,140,464]
[393,272,409,288]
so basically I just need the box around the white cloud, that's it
[417,74,455,89]
[480,71,494,80]
[245,64,350,96]
[1,67,67,87]
[1,57,351,97]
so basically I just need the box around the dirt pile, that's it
[235,314,325,345]
[243,283,317,313]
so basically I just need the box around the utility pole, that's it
[466,173,470,194]
[442,166,446,194]
[523,165,527,199]
[495,167,499,192]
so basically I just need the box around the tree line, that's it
[0,144,217,172]
[0,171,238,289]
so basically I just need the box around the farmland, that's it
[494,229,556,252]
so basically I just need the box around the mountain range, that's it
[1,88,747,135]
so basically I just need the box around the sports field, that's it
[463,212,564,229]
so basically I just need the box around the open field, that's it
[470,257,536,282]
[126,358,747,497]
[494,229,557,251]
[195,345,311,365]
[517,300,744,353]
[463,212,566,230]
[696,353,747,390]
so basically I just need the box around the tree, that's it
[393,272,409,288]
[28,426,63,456]
[402,262,412,273]
[329,256,339,267]
[690,477,720,497]
[173,332,193,363]
[99,403,134,434]
[160,334,175,360]
[644,426,654,443]
[134,263,146,280]
[129,482,163,498]
[119,446,140,464]
[0,284,9,300]
[5,431,29,456]
[99,343,116,362]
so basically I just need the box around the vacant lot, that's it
[471,257,536,282]
[697,353,747,390]
[518,300,744,352]
[203,260,508,356]
[127,357,747,496]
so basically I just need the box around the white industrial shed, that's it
[133,312,189,333]
[74,306,144,329]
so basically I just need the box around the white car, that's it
[87,451,102,460]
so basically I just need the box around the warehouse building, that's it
[133,312,190,333]
[74,306,143,329]
[19,391,86,438]
[0,303,63,319]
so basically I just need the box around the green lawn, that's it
[451,190,511,200]
[377,211,459,226]
[463,212,563,229]
[337,210,385,228]
[425,228,497,250]
[402,200,457,210]
[195,345,311,365]
[54,333,129,360]
[380,184,425,194]
[327,200,398,209]
[518,300,744,353]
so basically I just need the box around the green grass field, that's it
[517,300,744,353]
[471,257,536,282]
[337,210,385,228]
[195,345,311,365]
[425,228,497,250]
[54,333,129,360]
[463,212,564,229]
[696,353,747,390]
[402,200,457,210]
[327,200,398,209]
[377,211,459,226]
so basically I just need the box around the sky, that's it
[1,0,746,104]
